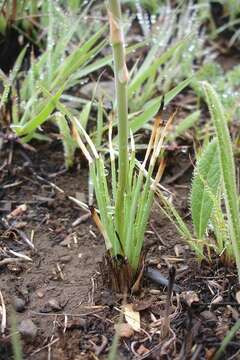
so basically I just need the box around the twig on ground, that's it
[150,222,167,246]
[72,212,91,227]
[29,338,59,357]
[0,290,6,334]
[90,335,108,356]
[144,267,181,293]
[8,249,32,261]
[0,257,31,267]
[161,266,176,338]
[1,217,35,250]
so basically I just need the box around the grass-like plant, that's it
[68,0,174,292]
[71,110,171,292]
[1,0,196,173]
[1,7,107,167]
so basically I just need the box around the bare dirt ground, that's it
[1,139,240,359]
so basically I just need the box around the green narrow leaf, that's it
[0,70,11,109]
[10,45,28,83]
[80,101,91,130]
[129,76,193,133]
[55,112,76,169]
[213,319,240,360]
[191,139,221,239]
[75,42,144,80]
[51,26,107,90]
[128,37,190,97]
[15,85,64,136]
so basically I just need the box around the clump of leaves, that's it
[71,106,171,292]
[203,81,240,278]
[158,82,240,281]
[65,0,176,292]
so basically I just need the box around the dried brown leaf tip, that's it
[108,10,123,44]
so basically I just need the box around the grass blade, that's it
[129,76,193,133]
[14,85,64,136]
[213,319,240,360]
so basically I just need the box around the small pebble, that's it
[48,298,62,311]
[149,289,161,295]
[200,310,218,322]
[18,319,37,340]
[36,290,45,298]
[59,255,72,263]
[13,297,26,312]
[60,236,72,247]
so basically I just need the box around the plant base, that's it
[100,251,145,294]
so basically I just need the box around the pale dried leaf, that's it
[123,304,141,332]
[211,295,223,304]
[114,323,134,338]
[7,204,27,219]
[236,291,240,304]
[137,344,149,355]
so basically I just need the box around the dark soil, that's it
[0,139,240,360]
[1,3,240,358]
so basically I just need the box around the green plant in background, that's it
[0,3,108,167]
[123,0,172,14]
[0,0,95,37]
[0,0,109,167]
[2,0,197,170]
[125,0,240,126]
[127,1,204,113]
[12,24,106,127]
[194,63,240,120]
[0,0,30,35]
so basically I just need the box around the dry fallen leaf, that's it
[114,323,134,338]
[137,344,149,355]
[132,300,152,312]
[123,303,141,332]
[174,244,184,257]
[211,295,223,304]
[181,291,199,307]
[205,347,216,360]
[236,290,240,304]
